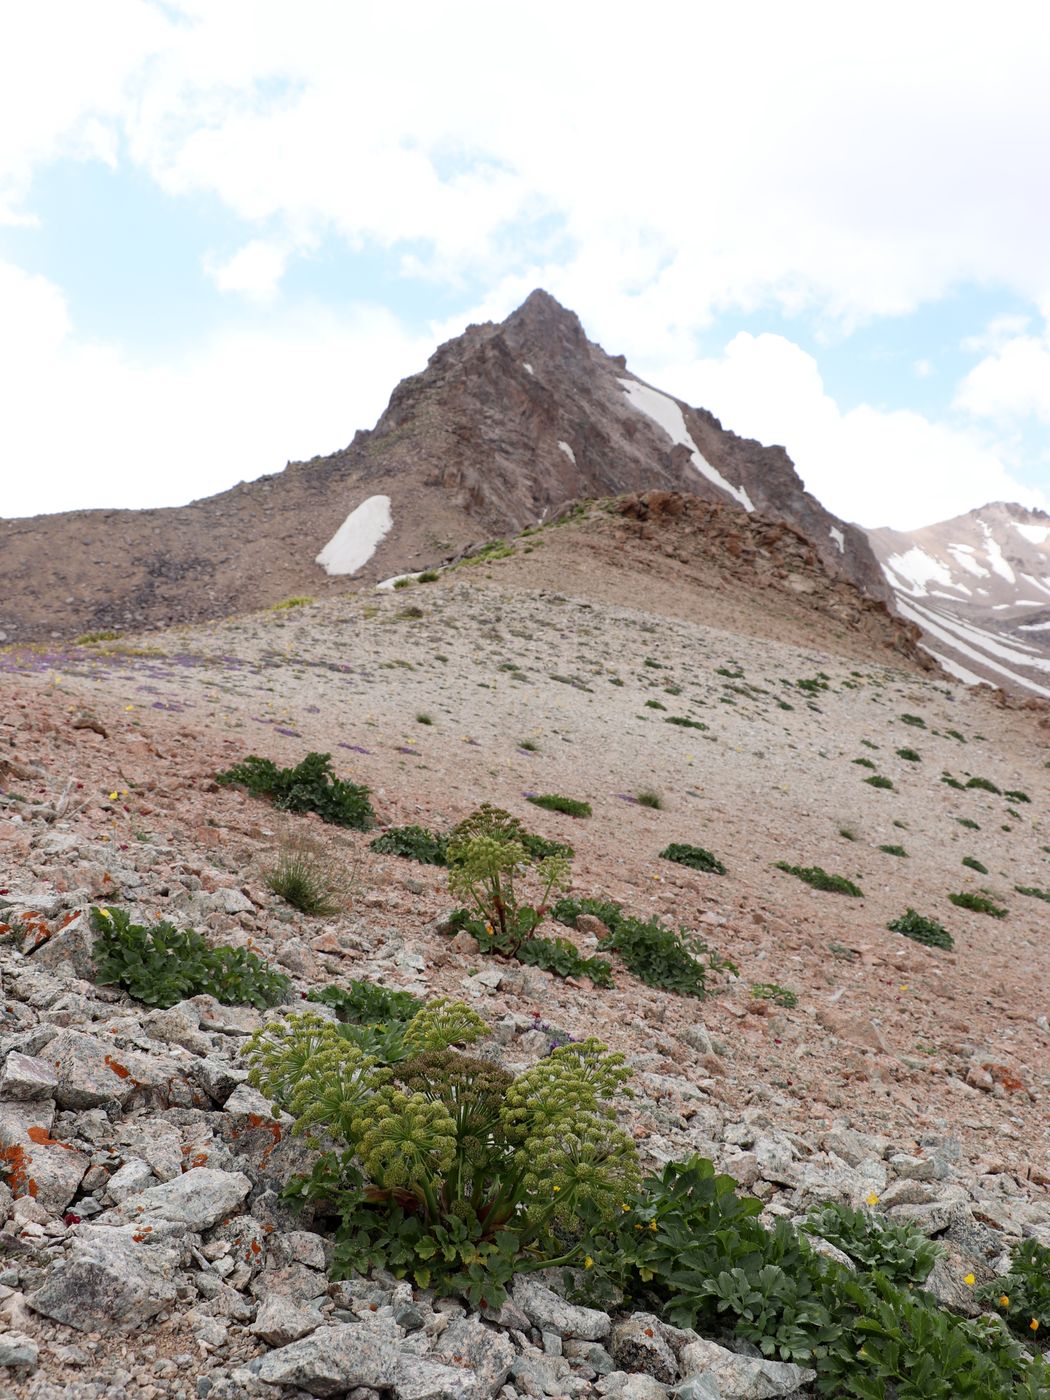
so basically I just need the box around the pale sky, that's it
[2,1,1049,530]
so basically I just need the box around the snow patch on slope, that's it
[883,547,953,595]
[558,440,576,464]
[619,378,755,513]
[829,526,845,553]
[316,495,393,576]
[1013,522,1049,545]
[947,546,990,579]
[979,523,1016,583]
[896,596,1050,697]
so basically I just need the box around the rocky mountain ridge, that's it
[868,502,1050,700]
[0,291,886,645]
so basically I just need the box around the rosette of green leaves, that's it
[803,1202,944,1287]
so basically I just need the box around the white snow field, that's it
[316,495,393,576]
[883,546,954,595]
[558,440,576,464]
[829,526,845,553]
[619,378,755,513]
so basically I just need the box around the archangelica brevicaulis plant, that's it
[243,998,638,1307]
[442,804,613,986]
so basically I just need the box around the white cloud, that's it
[7,3,1050,323]
[956,325,1050,426]
[659,333,1046,530]
[2,2,1050,523]
[0,258,430,518]
[204,239,290,302]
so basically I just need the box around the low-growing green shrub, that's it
[949,891,1008,918]
[977,1237,1050,1340]
[417,570,439,582]
[896,747,922,762]
[519,832,575,861]
[370,825,449,865]
[526,793,592,818]
[664,715,708,730]
[553,896,736,998]
[962,856,989,874]
[659,843,726,875]
[246,1009,638,1307]
[942,775,966,791]
[966,776,1001,794]
[878,844,908,857]
[888,908,954,950]
[1015,885,1050,903]
[900,713,926,727]
[644,698,667,710]
[864,775,895,791]
[956,817,980,830]
[751,982,798,1008]
[635,789,663,810]
[306,979,422,1026]
[774,862,864,897]
[76,629,122,644]
[594,1157,1048,1397]
[1004,789,1031,804]
[853,757,877,770]
[90,906,290,1009]
[839,826,858,841]
[803,1202,943,1287]
[216,751,376,830]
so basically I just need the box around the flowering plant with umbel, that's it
[244,999,638,1306]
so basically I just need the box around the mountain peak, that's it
[1,291,887,642]
[499,287,590,359]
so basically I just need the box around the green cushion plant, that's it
[887,908,954,950]
[659,843,726,875]
[216,751,376,830]
[90,906,290,1010]
[774,862,863,897]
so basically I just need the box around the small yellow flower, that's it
[866,1192,879,1207]
[648,1220,658,1231]
[552,1185,560,1193]
[584,1256,594,1269]
[109,791,119,801]
[621,1204,630,1212]
[1031,1319,1040,1333]
[999,1295,1010,1308]
[964,1273,976,1287]
[97,908,112,920]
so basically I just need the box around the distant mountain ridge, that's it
[868,501,1050,698]
[0,289,900,643]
